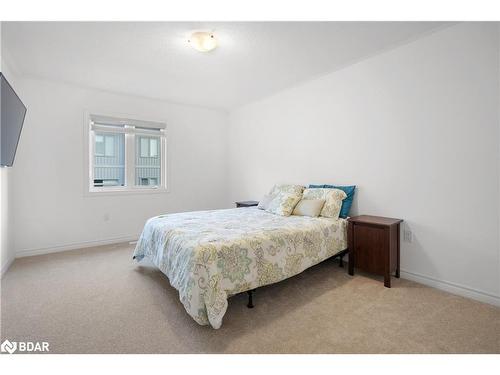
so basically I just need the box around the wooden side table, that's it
[235,200,259,208]
[347,215,403,288]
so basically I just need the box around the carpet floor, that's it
[1,243,499,354]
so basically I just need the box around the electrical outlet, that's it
[403,229,412,243]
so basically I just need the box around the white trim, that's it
[125,125,134,188]
[1,256,15,278]
[15,235,138,258]
[161,132,168,189]
[400,269,500,307]
[83,187,169,197]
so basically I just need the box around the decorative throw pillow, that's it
[269,184,305,197]
[266,192,302,216]
[302,188,346,219]
[292,199,325,217]
[308,184,356,218]
[257,194,273,210]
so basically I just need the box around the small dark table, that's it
[347,215,403,288]
[235,200,259,208]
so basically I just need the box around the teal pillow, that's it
[308,184,356,218]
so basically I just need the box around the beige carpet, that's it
[1,243,499,354]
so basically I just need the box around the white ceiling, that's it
[2,22,449,110]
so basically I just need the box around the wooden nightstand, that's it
[235,200,259,208]
[347,215,403,288]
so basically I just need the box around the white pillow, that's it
[292,199,325,217]
[257,194,273,210]
[266,192,302,216]
[302,188,346,219]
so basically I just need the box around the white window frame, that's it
[84,111,169,196]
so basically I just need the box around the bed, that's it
[133,207,348,329]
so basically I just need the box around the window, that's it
[87,114,167,193]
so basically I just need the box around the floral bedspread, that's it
[133,208,347,329]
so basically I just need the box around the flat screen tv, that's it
[1,72,27,167]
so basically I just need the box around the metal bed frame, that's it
[244,248,349,308]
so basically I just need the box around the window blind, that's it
[90,115,165,136]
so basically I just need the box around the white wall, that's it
[10,77,230,256]
[0,164,10,276]
[228,23,500,304]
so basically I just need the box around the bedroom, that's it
[0,0,499,370]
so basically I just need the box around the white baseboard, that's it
[15,235,138,258]
[1,256,15,278]
[400,269,500,307]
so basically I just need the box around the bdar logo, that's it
[1,339,49,353]
[1,340,17,354]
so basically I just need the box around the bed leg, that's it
[339,252,346,268]
[247,290,255,309]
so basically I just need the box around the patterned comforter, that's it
[133,208,347,329]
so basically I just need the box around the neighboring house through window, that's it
[93,132,124,187]
[136,135,161,186]
[87,114,167,193]
[95,134,116,157]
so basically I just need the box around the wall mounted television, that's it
[0,72,27,167]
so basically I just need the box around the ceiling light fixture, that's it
[188,31,217,52]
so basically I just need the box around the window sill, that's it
[84,187,169,197]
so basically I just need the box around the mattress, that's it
[133,207,348,328]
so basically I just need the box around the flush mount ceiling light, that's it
[188,31,217,52]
